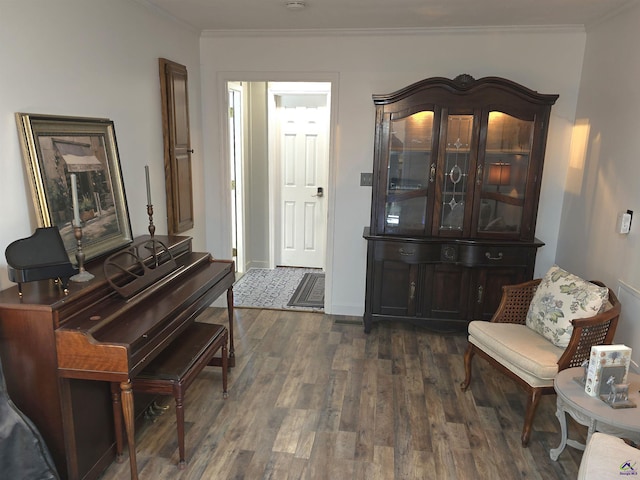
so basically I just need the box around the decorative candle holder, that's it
[144,204,162,254]
[70,223,95,282]
[147,204,155,238]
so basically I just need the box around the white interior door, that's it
[272,87,329,268]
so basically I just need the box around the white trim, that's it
[201,25,585,38]
[131,0,199,33]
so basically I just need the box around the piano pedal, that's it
[144,401,171,421]
[152,400,171,412]
[143,408,157,422]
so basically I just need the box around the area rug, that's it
[233,267,324,312]
[287,272,325,308]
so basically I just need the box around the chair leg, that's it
[460,343,475,391]
[521,387,542,447]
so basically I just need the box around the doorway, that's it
[227,81,332,273]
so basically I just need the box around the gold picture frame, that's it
[16,113,133,263]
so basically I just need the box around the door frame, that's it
[227,82,245,273]
[218,72,339,314]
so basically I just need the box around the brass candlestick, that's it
[145,204,162,255]
[70,223,94,282]
[147,204,155,238]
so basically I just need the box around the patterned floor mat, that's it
[233,267,324,312]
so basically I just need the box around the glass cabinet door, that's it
[384,110,434,233]
[438,114,474,233]
[476,111,534,236]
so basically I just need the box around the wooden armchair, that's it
[460,278,621,446]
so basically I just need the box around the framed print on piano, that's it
[15,113,133,264]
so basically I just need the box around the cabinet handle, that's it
[484,252,503,261]
[476,164,483,185]
[429,163,436,183]
[477,286,483,303]
[409,281,416,300]
[399,248,415,256]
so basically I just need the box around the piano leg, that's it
[110,383,125,463]
[120,380,139,480]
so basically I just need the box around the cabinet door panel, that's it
[422,264,469,320]
[372,260,417,317]
[472,267,528,321]
[381,110,436,235]
[474,111,534,238]
[434,110,479,237]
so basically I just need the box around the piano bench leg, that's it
[132,322,229,469]
[172,386,187,469]
[222,334,229,399]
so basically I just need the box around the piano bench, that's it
[120,322,229,470]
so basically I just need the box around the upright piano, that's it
[0,235,235,480]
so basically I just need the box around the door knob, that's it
[313,187,324,197]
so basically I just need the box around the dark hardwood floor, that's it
[98,308,586,479]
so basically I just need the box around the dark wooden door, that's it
[423,263,470,320]
[371,259,417,317]
[471,266,528,320]
[159,58,194,234]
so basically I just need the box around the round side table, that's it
[550,367,640,460]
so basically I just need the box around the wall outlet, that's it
[360,172,373,186]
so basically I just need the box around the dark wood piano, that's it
[0,235,235,480]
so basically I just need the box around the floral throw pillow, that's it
[525,265,609,348]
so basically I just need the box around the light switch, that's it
[617,211,632,234]
[360,172,373,186]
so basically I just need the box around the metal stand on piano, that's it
[70,224,94,282]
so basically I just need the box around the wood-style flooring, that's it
[98,308,587,479]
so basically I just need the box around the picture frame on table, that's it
[15,113,133,264]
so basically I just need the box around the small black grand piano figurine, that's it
[5,227,78,296]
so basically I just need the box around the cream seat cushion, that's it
[578,432,640,479]
[468,321,564,388]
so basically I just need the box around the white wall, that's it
[0,0,204,291]
[555,2,640,359]
[200,28,586,315]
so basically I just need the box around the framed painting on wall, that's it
[15,113,133,263]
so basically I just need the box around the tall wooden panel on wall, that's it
[159,58,194,234]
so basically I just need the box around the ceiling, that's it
[141,0,638,32]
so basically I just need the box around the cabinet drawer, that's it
[374,241,440,263]
[459,245,532,267]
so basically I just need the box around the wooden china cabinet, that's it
[363,74,558,333]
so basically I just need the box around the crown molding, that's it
[201,25,585,38]
[132,0,200,34]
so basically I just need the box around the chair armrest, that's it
[490,278,541,325]
[557,282,621,371]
